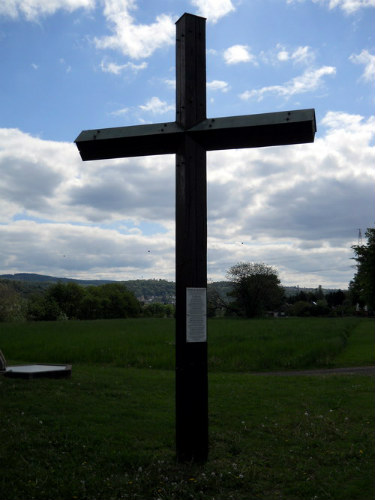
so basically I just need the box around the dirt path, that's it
[249,366,375,376]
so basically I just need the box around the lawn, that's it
[0,317,374,500]
[0,316,371,371]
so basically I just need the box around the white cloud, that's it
[0,0,94,21]
[139,97,174,115]
[110,107,129,116]
[191,0,235,23]
[164,79,176,89]
[0,220,175,280]
[95,1,175,59]
[206,111,374,285]
[277,50,290,62]
[0,128,77,221]
[0,127,176,279]
[240,65,336,101]
[290,46,315,64]
[59,58,72,73]
[272,45,315,65]
[286,0,375,14]
[350,50,375,81]
[290,45,315,64]
[260,44,315,66]
[0,127,176,225]
[100,59,147,74]
[207,80,230,92]
[223,45,257,65]
[0,111,374,286]
[320,111,375,162]
[207,48,218,56]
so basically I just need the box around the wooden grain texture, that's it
[75,109,316,161]
[175,14,208,463]
[176,13,206,129]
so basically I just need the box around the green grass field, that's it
[1,316,372,371]
[0,317,374,500]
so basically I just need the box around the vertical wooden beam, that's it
[175,13,208,462]
[176,13,206,128]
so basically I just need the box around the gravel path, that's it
[249,366,375,376]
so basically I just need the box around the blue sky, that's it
[0,0,374,287]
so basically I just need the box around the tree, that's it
[26,293,61,321]
[316,285,324,300]
[326,290,346,308]
[97,283,140,319]
[0,282,25,321]
[46,282,84,319]
[290,300,313,317]
[143,302,174,318]
[207,286,227,317]
[350,228,375,312]
[25,282,141,321]
[226,262,284,317]
[79,287,103,320]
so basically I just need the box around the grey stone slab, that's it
[4,364,72,379]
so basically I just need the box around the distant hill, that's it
[0,273,175,303]
[0,273,342,303]
[0,273,114,286]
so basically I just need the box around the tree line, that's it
[209,228,374,318]
[207,263,353,318]
[1,227,373,321]
[0,275,363,322]
[0,281,174,322]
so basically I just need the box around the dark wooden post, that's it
[175,14,208,462]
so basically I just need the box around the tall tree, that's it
[350,228,375,311]
[226,262,284,317]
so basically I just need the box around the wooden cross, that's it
[75,12,316,463]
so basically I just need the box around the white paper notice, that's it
[186,287,207,343]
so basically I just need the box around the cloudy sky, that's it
[0,0,374,288]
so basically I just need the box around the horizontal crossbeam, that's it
[75,122,183,161]
[75,109,316,161]
[190,109,316,151]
